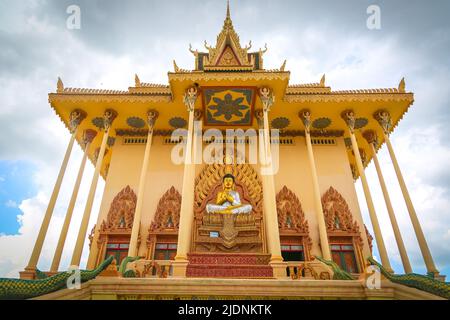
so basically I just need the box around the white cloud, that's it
[4,200,17,208]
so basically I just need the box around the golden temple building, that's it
[14,3,449,300]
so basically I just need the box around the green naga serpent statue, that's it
[119,256,141,278]
[368,256,450,299]
[0,256,114,300]
[314,256,354,280]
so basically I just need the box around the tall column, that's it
[25,110,86,274]
[258,88,285,278]
[173,86,198,277]
[375,111,439,275]
[363,130,412,273]
[50,129,97,272]
[128,110,159,257]
[299,110,332,260]
[71,109,117,267]
[341,110,393,272]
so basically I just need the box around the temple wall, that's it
[88,135,371,267]
[272,137,371,259]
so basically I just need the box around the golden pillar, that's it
[363,130,412,273]
[341,110,393,272]
[128,110,159,257]
[25,110,86,274]
[299,110,332,261]
[258,88,285,277]
[374,110,439,275]
[71,109,117,267]
[173,87,198,277]
[50,129,97,272]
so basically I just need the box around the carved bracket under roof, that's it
[100,186,137,232]
[148,187,181,232]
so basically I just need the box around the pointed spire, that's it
[173,60,180,72]
[398,77,406,93]
[135,74,141,87]
[57,77,64,93]
[224,0,233,27]
[320,74,326,87]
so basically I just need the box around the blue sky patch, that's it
[0,160,37,235]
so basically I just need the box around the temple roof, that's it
[48,3,414,180]
[186,1,268,72]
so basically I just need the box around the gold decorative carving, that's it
[276,186,309,234]
[149,187,181,232]
[321,187,361,235]
[193,159,264,253]
[276,186,313,258]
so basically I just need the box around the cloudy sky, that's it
[0,0,449,278]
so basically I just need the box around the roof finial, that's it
[224,0,232,26]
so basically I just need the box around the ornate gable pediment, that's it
[101,186,137,232]
[149,187,181,232]
[190,3,265,71]
[276,186,309,234]
[321,187,360,234]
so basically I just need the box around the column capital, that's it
[373,109,392,135]
[147,109,159,129]
[258,87,275,112]
[183,86,199,112]
[103,109,118,131]
[254,108,264,128]
[69,109,87,133]
[362,129,379,148]
[298,109,312,133]
[83,129,97,148]
[341,109,356,133]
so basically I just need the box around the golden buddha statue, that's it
[206,174,252,214]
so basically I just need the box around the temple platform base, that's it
[32,277,445,300]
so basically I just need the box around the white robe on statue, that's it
[206,190,252,214]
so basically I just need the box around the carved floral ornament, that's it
[149,187,181,232]
[276,186,309,234]
[321,187,361,236]
[100,186,137,232]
